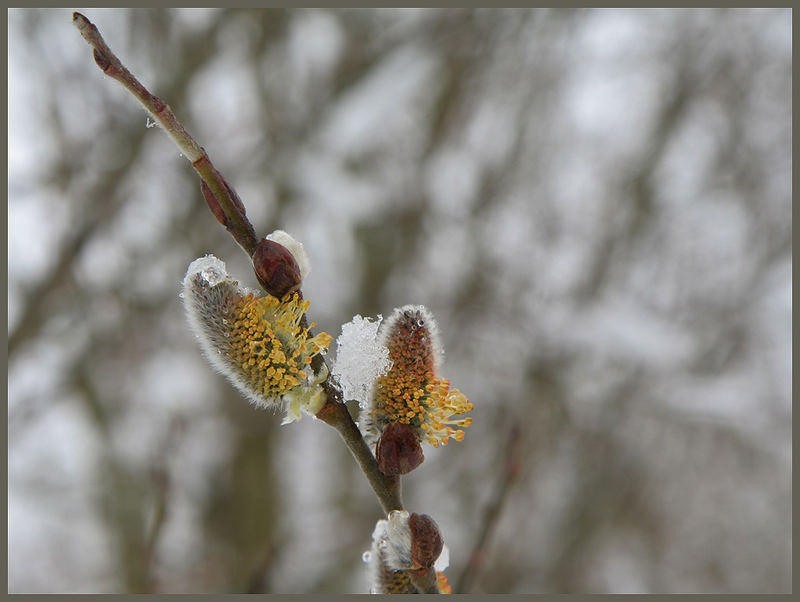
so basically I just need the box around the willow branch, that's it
[72,12,258,257]
[72,9,406,518]
[73,13,440,592]
[316,382,404,514]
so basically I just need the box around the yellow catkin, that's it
[183,255,332,420]
[224,293,332,399]
[376,558,418,594]
[371,306,472,447]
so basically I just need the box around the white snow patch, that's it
[184,254,228,287]
[331,315,392,409]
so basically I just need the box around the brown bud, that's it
[376,422,424,476]
[92,48,111,72]
[253,238,302,298]
[409,513,443,570]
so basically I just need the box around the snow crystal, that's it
[184,254,228,287]
[331,314,392,409]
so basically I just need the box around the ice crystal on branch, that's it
[182,254,332,422]
[331,315,392,409]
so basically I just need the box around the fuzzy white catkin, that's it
[181,253,330,422]
[182,255,275,409]
[365,510,448,593]
[383,510,414,570]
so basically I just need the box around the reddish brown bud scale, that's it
[195,155,247,216]
[92,48,111,72]
[151,96,167,115]
[409,513,443,570]
[253,238,302,299]
[376,422,425,476]
[200,180,229,227]
[223,178,247,215]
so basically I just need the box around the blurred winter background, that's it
[8,8,791,593]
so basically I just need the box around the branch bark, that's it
[316,382,404,515]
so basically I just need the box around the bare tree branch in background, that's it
[8,8,790,594]
[455,425,522,593]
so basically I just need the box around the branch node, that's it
[151,96,167,115]
[92,48,112,73]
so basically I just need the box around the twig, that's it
[72,12,258,257]
[73,12,438,592]
[142,416,185,592]
[71,11,406,514]
[454,425,523,594]
[316,381,404,515]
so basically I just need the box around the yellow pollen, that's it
[371,311,472,445]
[218,292,332,399]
